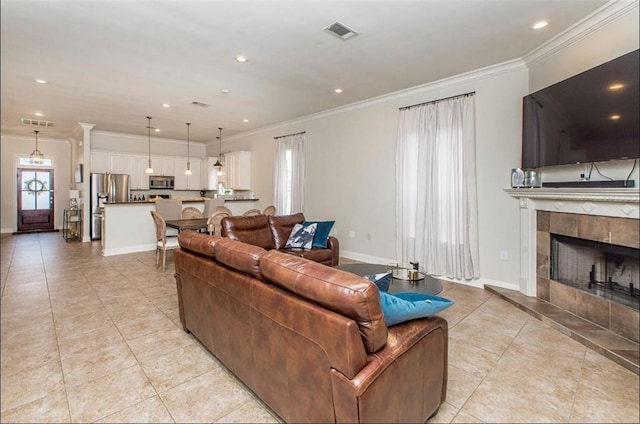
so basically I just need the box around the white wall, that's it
[223,60,529,289]
[218,4,639,291]
[1,134,72,233]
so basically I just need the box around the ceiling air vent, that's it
[21,118,55,127]
[323,21,358,40]
[191,101,211,107]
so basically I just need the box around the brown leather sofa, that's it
[175,231,448,423]
[221,212,339,266]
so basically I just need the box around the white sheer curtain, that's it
[396,94,479,279]
[274,133,305,215]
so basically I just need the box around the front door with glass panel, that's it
[17,168,54,232]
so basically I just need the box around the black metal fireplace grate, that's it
[551,233,640,310]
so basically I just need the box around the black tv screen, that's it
[522,49,639,169]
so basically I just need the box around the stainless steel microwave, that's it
[149,175,175,189]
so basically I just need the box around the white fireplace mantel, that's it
[505,187,639,297]
[505,187,639,219]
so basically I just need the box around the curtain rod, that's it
[399,91,476,111]
[274,131,306,140]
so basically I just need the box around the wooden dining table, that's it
[165,218,209,232]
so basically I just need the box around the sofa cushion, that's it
[379,291,454,327]
[303,220,335,248]
[259,250,388,353]
[221,215,275,250]
[284,223,317,249]
[177,232,220,259]
[268,213,305,249]
[279,247,334,266]
[214,237,267,280]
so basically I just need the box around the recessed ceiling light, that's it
[235,55,248,63]
[221,89,230,94]
[532,21,548,30]
[610,115,621,120]
[334,88,343,93]
[34,112,44,117]
[608,83,624,91]
[243,119,249,123]
[154,128,161,132]
[162,103,170,108]
[35,79,47,84]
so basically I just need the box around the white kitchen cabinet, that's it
[110,153,130,174]
[174,158,203,190]
[189,159,203,190]
[90,152,109,173]
[150,156,175,176]
[128,155,149,189]
[205,157,220,190]
[223,151,251,190]
[174,158,188,190]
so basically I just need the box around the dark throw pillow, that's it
[378,291,453,327]
[364,272,392,292]
[284,223,317,249]
[303,220,335,248]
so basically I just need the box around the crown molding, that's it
[523,0,639,67]
[225,58,527,143]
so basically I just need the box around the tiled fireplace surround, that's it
[507,187,640,344]
[536,210,639,343]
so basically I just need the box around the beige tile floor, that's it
[1,233,638,423]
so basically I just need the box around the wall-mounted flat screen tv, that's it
[522,49,639,169]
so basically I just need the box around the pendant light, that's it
[213,127,223,169]
[30,130,44,165]
[185,122,192,175]
[145,116,154,174]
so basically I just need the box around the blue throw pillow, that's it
[303,220,335,248]
[378,291,454,327]
[364,272,392,292]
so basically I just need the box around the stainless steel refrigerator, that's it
[90,173,130,240]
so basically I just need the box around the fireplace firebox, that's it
[551,234,640,311]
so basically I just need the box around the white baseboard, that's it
[1,228,14,234]
[339,250,396,265]
[102,243,155,257]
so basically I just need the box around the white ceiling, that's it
[1,0,609,143]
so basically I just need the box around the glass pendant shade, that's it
[145,116,154,174]
[30,130,44,164]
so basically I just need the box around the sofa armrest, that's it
[330,316,448,423]
[327,236,340,266]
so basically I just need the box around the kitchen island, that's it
[101,199,259,256]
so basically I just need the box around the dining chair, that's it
[212,205,233,216]
[155,199,182,236]
[207,211,231,236]
[262,205,276,216]
[150,210,180,272]
[242,208,261,217]
[181,206,203,219]
[202,198,225,219]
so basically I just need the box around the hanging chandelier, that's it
[30,130,44,165]
[185,122,192,175]
[214,127,223,169]
[145,116,154,174]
